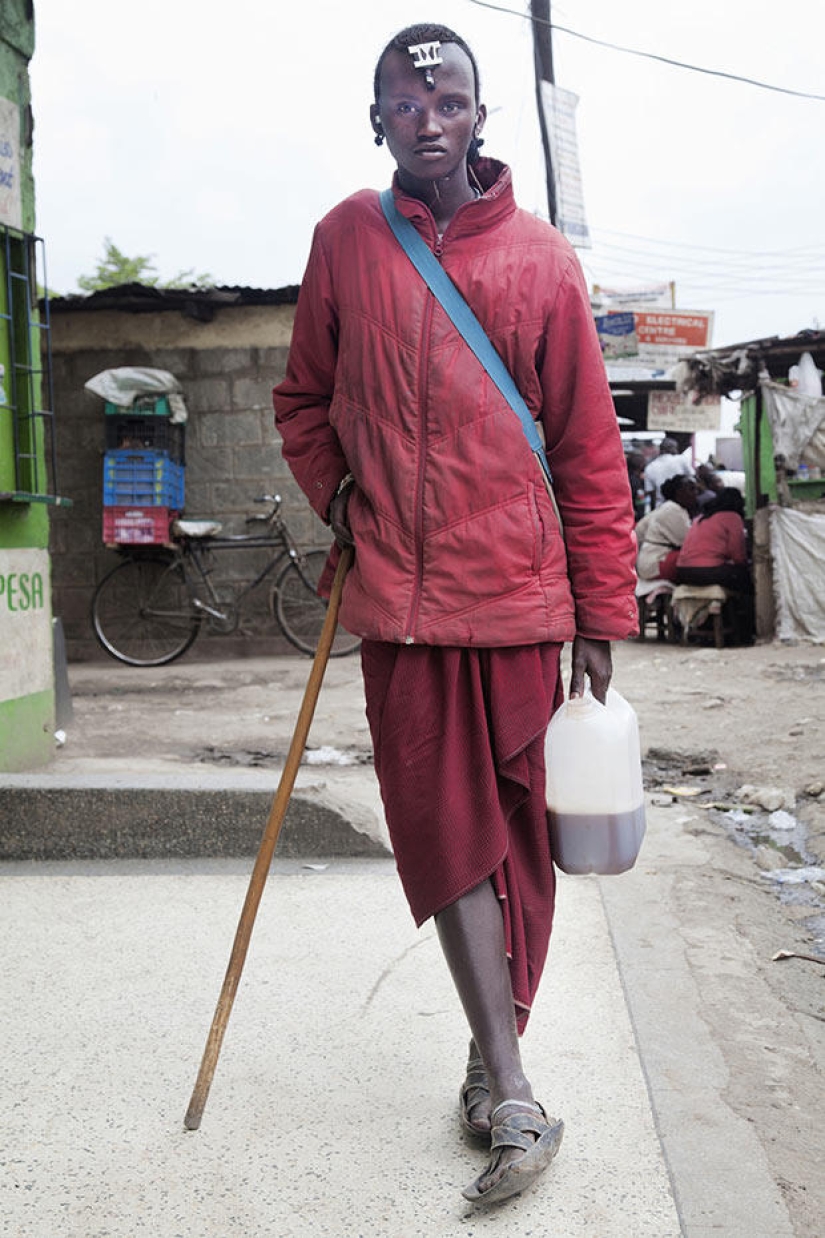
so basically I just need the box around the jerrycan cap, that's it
[565,690,603,716]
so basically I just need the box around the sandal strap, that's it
[489,1099,556,1154]
[461,1066,488,1092]
[491,1098,544,1122]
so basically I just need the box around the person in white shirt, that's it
[643,438,693,507]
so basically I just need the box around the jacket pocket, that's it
[529,482,545,573]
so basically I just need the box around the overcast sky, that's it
[29,0,825,350]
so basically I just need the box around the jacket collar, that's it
[389,158,516,243]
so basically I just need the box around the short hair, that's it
[373,24,481,104]
[701,486,745,520]
[661,474,695,503]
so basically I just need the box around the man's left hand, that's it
[569,636,612,703]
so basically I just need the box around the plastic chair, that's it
[635,579,675,642]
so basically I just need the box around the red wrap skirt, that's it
[361,640,563,1033]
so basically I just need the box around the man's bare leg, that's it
[436,878,536,1192]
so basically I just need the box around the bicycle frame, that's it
[174,503,314,626]
[92,494,360,664]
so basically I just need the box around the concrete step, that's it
[0,767,390,861]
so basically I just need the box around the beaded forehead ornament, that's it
[408,41,442,90]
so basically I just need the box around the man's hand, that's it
[329,483,354,547]
[569,636,612,704]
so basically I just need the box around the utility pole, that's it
[530,0,557,225]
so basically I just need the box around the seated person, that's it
[626,450,647,522]
[674,487,752,593]
[695,463,725,511]
[636,475,699,582]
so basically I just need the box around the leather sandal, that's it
[461,1098,564,1205]
[458,1055,492,1143]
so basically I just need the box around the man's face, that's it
[371,45,485,186]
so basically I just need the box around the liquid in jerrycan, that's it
[545,688,646,875]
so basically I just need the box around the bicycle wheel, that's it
[91,553,201,666]
[273,550,361,657]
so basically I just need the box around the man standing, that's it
[643,437,693,507]
[273,23,637,1207]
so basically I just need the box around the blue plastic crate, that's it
[103,450,185,508]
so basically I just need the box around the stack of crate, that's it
[102,394,186,544]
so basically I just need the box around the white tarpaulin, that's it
[770,506,825,642]
[762,380,825,471]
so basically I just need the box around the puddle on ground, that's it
[644,746,825,958]
[194,744,372,768]
[765,661,825,683]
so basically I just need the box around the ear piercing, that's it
[374,115,384,146]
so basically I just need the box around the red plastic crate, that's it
[102,506,179,545]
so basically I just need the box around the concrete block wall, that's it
[48,301,332,661]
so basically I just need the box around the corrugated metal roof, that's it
[46,283,301,317]
[697,328,825,374]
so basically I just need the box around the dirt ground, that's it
[61,634,825,960]
[59,633,825,1233]
[612,636,825,1236]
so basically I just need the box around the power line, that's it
[586,261,825,297]
[590,226,825,260]
[590,241,825,280]
[464,0,825,102]
[585,240,825,281]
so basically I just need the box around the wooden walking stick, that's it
[184,545,354,1131]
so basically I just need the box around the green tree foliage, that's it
[77,238,214,292]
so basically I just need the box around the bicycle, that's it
[91,494,361,666]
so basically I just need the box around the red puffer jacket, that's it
[273,159,638,646]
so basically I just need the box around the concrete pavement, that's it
[0,653,801,1235]
[4,856,681,1237]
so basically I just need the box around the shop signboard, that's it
[633,310,714,364]
[0,97,22,230]
[540,81,590,248]
[0,548,52,702]
[648,390,722,433]
[593,282,674,309]
[595,312,637,359]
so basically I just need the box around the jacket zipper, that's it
[404,286,436,642]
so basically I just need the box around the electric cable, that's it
[464,0,825,101]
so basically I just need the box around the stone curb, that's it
[0,786,389,861]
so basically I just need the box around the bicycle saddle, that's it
[172,519,223,538]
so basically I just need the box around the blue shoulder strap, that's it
[379,187,555,491]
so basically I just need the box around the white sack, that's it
[770,506,825,642]
[762,379,825,471]
[84,367,182,406]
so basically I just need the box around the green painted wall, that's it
[0,688,53,770]
[1,2,57,771]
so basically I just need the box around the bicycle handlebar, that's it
[245,494,283,524]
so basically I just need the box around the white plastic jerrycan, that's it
[545,688,646,875]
